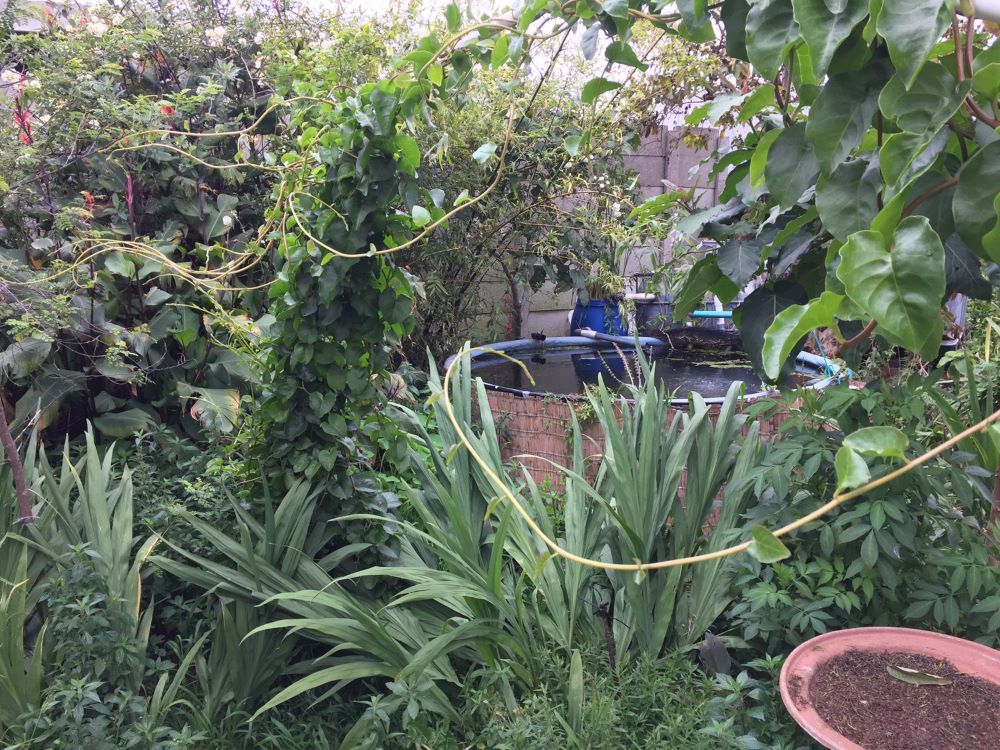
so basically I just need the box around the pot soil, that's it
[781,628,1000,750]
[804,649,1000,750]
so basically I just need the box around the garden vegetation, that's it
[1,0,999,748]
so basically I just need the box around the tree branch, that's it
[841,319,878,351]
[901,176,958,219]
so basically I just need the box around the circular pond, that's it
[449,334,838,488]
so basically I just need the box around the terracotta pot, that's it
[779,626,1000,750]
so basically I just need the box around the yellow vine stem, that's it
[100,95,339,155]
[286,99,519,260]
[442,345,1000,573]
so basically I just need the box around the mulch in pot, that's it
[806,649,1000,750]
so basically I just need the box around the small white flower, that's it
[205,26,226,46]
[0,69,22,87]
[238,37,247,46]
[86,21,109,36]
[88,119,100,128]
[254,31,265,45]
[110,13,124,26]
[222,215,233,228]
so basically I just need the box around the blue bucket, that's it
[570,299,627,336]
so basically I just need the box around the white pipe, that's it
[961,0,1000,24]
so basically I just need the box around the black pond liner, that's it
[448,331,840,406]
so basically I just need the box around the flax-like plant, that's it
[157,353,764,738]
[586,362,760,663]
[12,429,159,691]
[186,599,296,725]
[926,354,1000,520]
[1,430,200,740]
[500,406,609,652]
[151,481,356,615]
[0,536,46,738]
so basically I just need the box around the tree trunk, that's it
[502,264,523,338]
[0,393,32,523]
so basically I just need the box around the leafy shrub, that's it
[1,430,206,749]
[729,379,1000,653]
[155,353,766,744]
[411,649,724,750]
[0,0,294,443]
[13,551,198,750]
[703,655,814,750]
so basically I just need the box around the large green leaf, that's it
[983,194,1000,262]
[761,291,844,380]
[0,338,50,382]
[581,77,621,103]
[875,0,956,88]
[764,124,820,209]
[835,445,871,492]
[953,141,1000,262]
[394,134,420,174]
[746,0,800,79]
[878,62,970,136]
[837,217,945,359]
[13,367,86,431]
[973,63,1000,100]
[673,257,740,322]
[909,171,956,239]
[943,234,992,300]
[791,0,869,79]
[878,128,947,193]
[605,41,649,71]
[721,0,751,60]
[844,426,908,459]
[972,42,1000,98]
[202,194,239,241]
[737,281,809,377]
[749,128,783,189]
[177,384,240,432]
[816,158,881,242]
[738,83,776,122]
[806,68,883,173]
[717,236,763,287]
[748,526,791,563]
[93,408,157,438]
[677,0,710,34]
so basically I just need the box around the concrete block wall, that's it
[516,125,727,338]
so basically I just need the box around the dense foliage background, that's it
[1,0,999,749]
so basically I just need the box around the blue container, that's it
[572,352,626,386]
[570,299,627,336]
